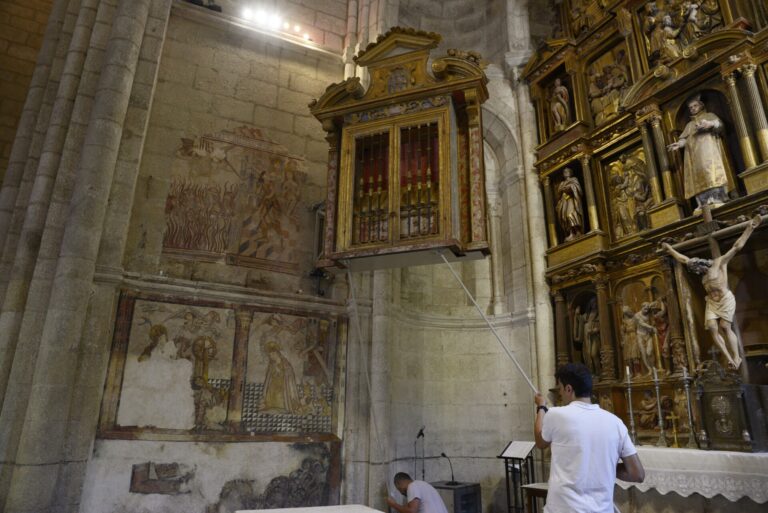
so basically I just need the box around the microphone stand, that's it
[441,452,459,486]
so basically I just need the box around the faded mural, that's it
[104,293,344,438]
[117,300,233,431]
[244,313,336,433]
[163,126,307,274]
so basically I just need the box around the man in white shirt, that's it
[534,363,645,513]
[386,472,449,513]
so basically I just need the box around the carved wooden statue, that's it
[556,168,584,241]
[667,95,730,211]
[662,215,762,369]
[550,78,571,131]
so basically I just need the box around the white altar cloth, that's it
[616,446,768,503]
[238,506,385,513]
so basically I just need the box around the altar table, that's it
[616,446,768,503]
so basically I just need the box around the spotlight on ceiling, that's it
[242,7,254,20]
[268,13,282,29]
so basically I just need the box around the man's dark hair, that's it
[555,363,592,397]
[394,472,412,484]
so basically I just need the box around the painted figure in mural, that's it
[634,302,657,377]
[667,95,730,211]
[550,78,571,131]
[638,389,658,430]
[556,168,584,242]
[621,305,639,373]
[299,322,331,388]
[260,341,301,414]
[173,332,228,430]
[662,215,762,369]
[117,324,196,430]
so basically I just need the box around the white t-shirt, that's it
[406,480,449,513]
[541,401,637,513]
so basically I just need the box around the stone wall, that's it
[77,4,348,511]
[398,0,508,66]
[0,0,54,179]
[203,0,348,52]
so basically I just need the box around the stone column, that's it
[661,257,687,374]
[0,0,82,303]
[0,0,99,405]
[0,0,117,499]
[487,192,507,315]
[542,176,558,246]
[595,274,615,381]
[649,114,676,199]
[639,122,664,204]
[515,73,555,393]
[579,155,600,231]
[0,0,70,250]
[3,1,153,510]
[227,309,253,428]
[554,290,569,367]
[723,72,758,169]
[740,64,768,162]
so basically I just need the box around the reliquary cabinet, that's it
[526,1,768,451]
[310,28,490,271]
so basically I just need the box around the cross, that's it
[701,205,722,258]
[708,345,720,362]
[666,412,680,448]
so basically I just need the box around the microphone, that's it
[441,452,458,485]
[416,426,425,439]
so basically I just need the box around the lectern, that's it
[498,441,536,513]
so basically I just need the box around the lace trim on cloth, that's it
[616,446,768,503]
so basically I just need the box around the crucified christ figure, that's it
[661,215,761,369]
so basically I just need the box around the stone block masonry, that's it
[0,0,55,180]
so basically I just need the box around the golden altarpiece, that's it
[310,28,490,272]
[524,1,768,451]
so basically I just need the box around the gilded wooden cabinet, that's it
[310,28,490,271]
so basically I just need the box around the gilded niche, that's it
[587,46,631,126]
[605,147,652,240]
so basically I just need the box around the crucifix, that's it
[666,412,680,448]
[662,208,762,370]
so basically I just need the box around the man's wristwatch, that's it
[536,405,548,413]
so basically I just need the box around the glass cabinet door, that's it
[398,122,440,240]
[351,130,390,246]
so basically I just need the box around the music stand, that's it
[497,441,536,513]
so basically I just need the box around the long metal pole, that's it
[437,251,539,394]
